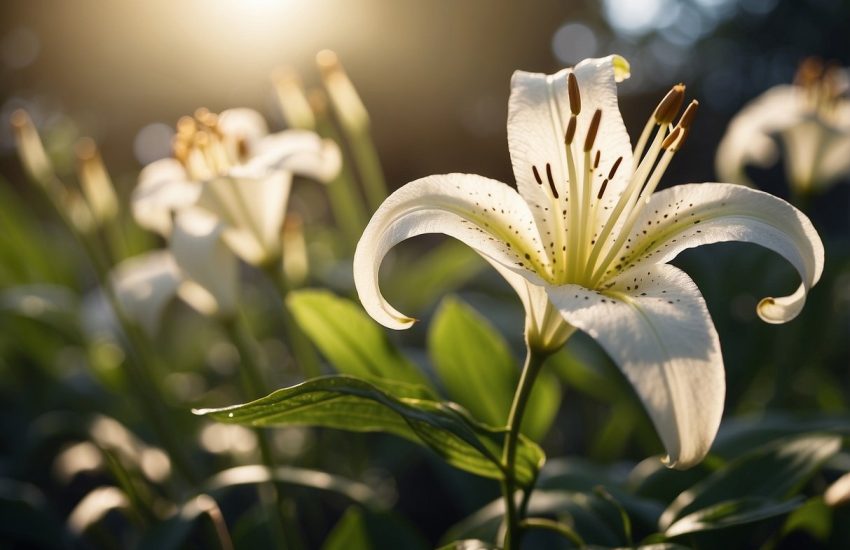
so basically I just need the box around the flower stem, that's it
[501,347,549,550]
[261,259,322,379]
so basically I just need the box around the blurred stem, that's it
[30,176,197,486]
[261,259,321,379]
[501,347,550,550]
[222,314,291,550]
[346,125,387,212]
[314,115,368,252]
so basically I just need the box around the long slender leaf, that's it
[194,375,545,485]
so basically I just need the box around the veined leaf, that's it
[194,376,545,485]
[287,289,430,387]
[665,497,803,538]
[429,296,560,440]
[660,433,840,529]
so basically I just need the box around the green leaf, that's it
[322,507,429,550]
[194,375,545,485]
[660,434,841,529]
[138,494,231,550]
[665,497,803,538]
[287,290,430,387]
[437,540,499,550]
[429,296,559,440]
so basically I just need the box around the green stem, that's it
[261,260,322,379]
[222,315,291,549]
[501,347,549,550]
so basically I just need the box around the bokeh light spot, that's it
[133,122,174,165]
[551,22,598,65]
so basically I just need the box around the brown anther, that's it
[565,115,577,144]
[176,116,196,135]
[593,150,601,169]
[568,73,581,115]
[532,165,543,185]
[584,109,602,152]
[795,57,824,87]
[10,109,29,130]
[545,163,559,198]
[653,84,685,124]
[597,178,609,200]
[172,139,189,163]
[679,100,699,130]
[661,126,683,150]
[608,156,623,179]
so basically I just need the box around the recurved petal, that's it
[218,108,269,148]
[111,251,182,335]
[547,264,724,469]
[615,183,823,324]
[244,130,342,182]
[171,209,239,317]
[353,173,547,329]
[132,158,199,236]
[715,86,806,187]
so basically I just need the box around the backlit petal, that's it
[171,209,239,317]
[547,264,724,469]
[132,158,198,236]
[353,173,547,329]
[111,251,181,335]
[245,130,342,182]
[218,108,269,149]
[612,183,823,324]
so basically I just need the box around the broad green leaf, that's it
[322,507,429,550]
[660,434,840,528]
[195,376,545,485]
[287,289,430,387]
[712,413,850,459]
[429,296,559,440]
[665,497,803,538]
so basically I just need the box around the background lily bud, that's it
[75,137,120,226]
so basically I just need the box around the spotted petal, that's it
[508,55,633,261]
[611,183,823,324]
[353,173,547,330]
[547,263,724,469]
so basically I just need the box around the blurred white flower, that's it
[716,58,850,195]
[132,107,341,267]
[354,55,824,469]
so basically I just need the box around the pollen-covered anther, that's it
[568,72,581,115]
[584,109,602,152]
[608,156,623,179]
[661,126,685,151]
[653,84,686,124]
[545,163,559,198]
[679,100,699,130]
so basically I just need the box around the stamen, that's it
[594,150,601,169]
[608,156,623,179]
[545,163,559,198]
[584,109,602,152]
[653,84,686,124]
[597,178,609,200]
[532,165,543,185]
[565,115,577,144]
[568,73,581,115]
[661,126,682,150]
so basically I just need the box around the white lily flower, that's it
[106,248,237,335]
[353,55,824,469]
[132,107,341,266]
[716,58,850,194]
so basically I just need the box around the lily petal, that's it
[508,56,633,251]
[195,171,293,266]
[612,183,823,324]
[111,251,181,335]
[132,158,199,236]
[245,130,342,182]
[714,86,805,187]
[171,209,239,317]
[547,263,724,469]
[353,173,547,329]
[218,108,269,148]
[779,111,850,192]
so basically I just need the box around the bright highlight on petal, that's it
[353,55,825,469]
